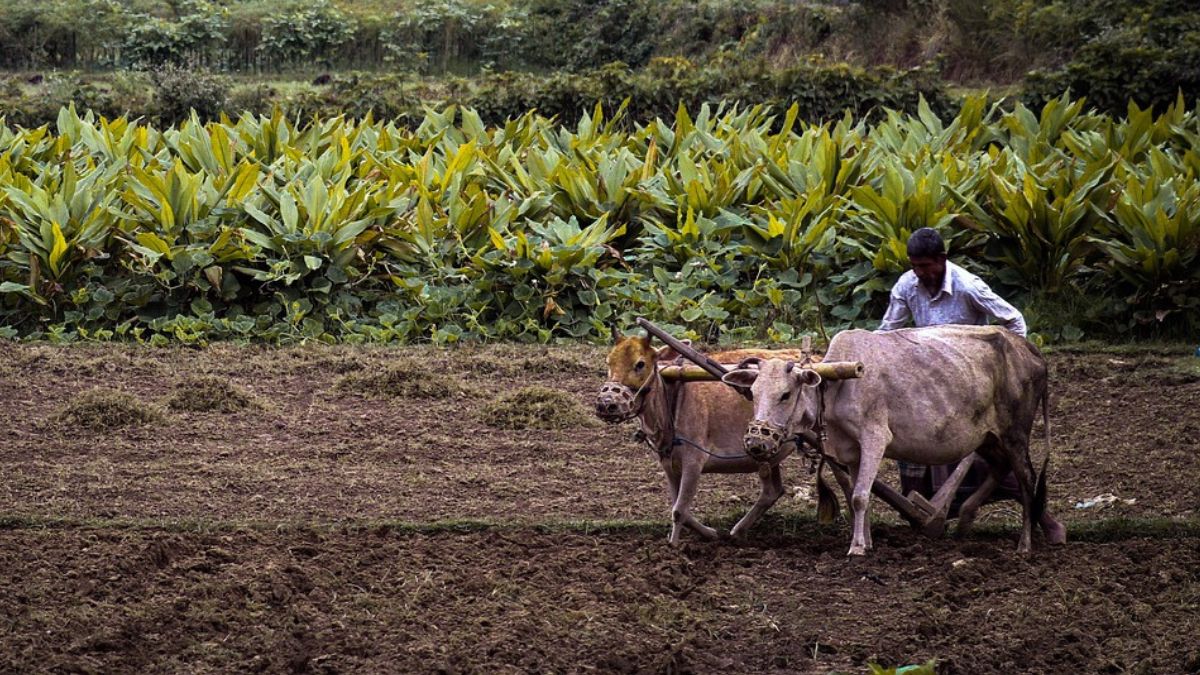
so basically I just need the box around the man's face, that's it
[909,254,947,292]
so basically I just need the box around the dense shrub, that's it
[0,59,949,129]
[150,63,231,125]
[1024,14,1200,115]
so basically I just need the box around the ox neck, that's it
[637,370,679,456]
[795,381,830,441]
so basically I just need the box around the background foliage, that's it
[0,0,1197,116]
[0,59,949,129]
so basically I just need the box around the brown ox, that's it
[723,325,1063,556]
[595,331,822,544]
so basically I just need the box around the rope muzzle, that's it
[595,375,653,423]
[744,419,788,462]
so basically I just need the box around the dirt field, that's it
[1,341,1198,674]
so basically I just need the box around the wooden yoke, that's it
[658,361,864,382]
[635,316,864,384]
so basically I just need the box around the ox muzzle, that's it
[595,381,641,423]
[744,420,789,463]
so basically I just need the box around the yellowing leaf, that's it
[48,221,68,277]
[136,232,173,260]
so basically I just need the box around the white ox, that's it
[722,325,1062,556]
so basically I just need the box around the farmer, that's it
[876,228,1065,542]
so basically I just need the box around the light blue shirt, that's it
[877,261,1027,337]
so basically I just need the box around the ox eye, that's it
[780,392,791,401]
[635,361,645,371]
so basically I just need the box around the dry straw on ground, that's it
[464,345,602,378]
[335,360,464,399]
[50,389,162,431]
[478,385,597,430]
[166,376,260,413]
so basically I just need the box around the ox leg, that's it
[847,434,888,556]
[1010,454,1039,555]
[953,464,1067,546]
[661,456,681,518]
[669,459,717,545]
[730,463,784,539]
[828,462,854,521]
[662,456,688,545]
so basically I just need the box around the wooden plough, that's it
[636,316,970,536]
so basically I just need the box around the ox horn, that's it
[736,356,762,369]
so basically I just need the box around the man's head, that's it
[907,227,947,292]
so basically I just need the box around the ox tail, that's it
[1042,383,1052,462]
[1033,386,1051,524]
[816,457,839,525]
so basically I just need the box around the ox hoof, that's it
[1042,519,1067,546]
[847,545,867,557]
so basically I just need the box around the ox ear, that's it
[796,368,822,388]
[722,368,759,389]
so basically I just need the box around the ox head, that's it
[721,357,822,462]
[595,327,679,423]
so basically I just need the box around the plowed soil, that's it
[1,342,1198,674]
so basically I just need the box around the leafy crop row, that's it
[1,95,1197,345]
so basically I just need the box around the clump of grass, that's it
[50,389,161,431]
[166,376,259,413]
[335,360,461,399]
[478,386,597,430]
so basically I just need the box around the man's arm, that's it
[967,279,1027,337]
[876,285,912,332]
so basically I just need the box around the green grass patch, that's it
[1044,340,1196,357]
[963,515,1200,543]
[2,513,1197,542]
